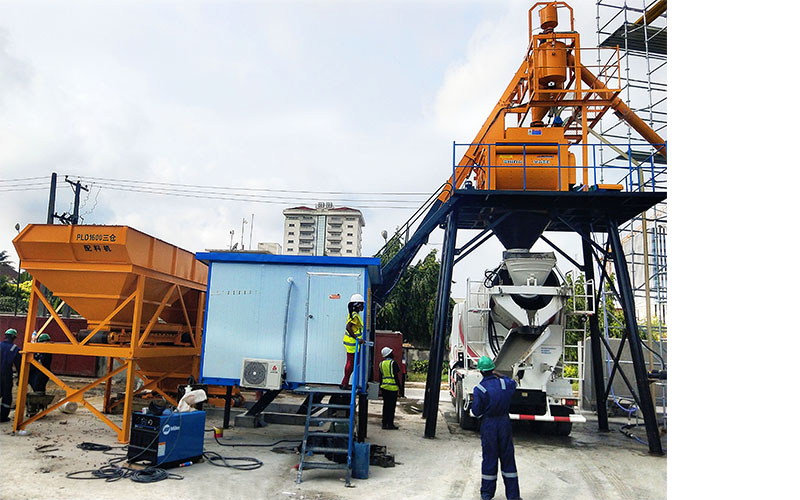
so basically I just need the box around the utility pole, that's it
[47,172,57,224]
[48,174,89,225]
[241,218,248,249]
[65,176,89,225]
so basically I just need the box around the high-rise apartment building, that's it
[283,202,364,256]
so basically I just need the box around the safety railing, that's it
[451,141,667,194]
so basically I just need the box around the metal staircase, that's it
[295,343,362,486]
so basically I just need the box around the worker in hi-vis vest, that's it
[471,356,520,500]
[340,294,365,390]
[379,346,400,430]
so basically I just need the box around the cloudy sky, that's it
[0,0,609,296]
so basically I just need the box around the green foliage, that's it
[563,271,665,356]
[0,258,59,314]
[408,359,448,375]
[562,272,628,364]
[406,359,448,383]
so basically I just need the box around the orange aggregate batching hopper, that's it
[13,224,206,330]
[11,224,208,442]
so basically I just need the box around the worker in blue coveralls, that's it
[1,328,22,423]
[470,356,521,500]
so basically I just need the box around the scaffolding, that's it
[594,0,668,418]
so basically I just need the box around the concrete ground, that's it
[0,381,665,500]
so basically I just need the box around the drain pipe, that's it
[282,277,295,363]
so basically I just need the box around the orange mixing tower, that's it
[441,1,666,202]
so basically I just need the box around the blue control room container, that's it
[196,253,381,390]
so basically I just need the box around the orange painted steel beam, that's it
[138,284,178,347]
[633,0,667,26]
[439,59,533,203]
[567,53,666,158]
[15,360,128,437]
[79,291,137,346]
[31,284,79,345]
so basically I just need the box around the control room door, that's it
[304,272,364,383]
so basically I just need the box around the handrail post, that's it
[523,142,526,191]
[452,141,456,192]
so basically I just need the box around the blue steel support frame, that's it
[606,219,663,455]
[581,234,610,432]
[423,208,459,438]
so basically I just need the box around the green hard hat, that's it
[477,356,495,371]
[4,328,17,337]
[37,333,51,342]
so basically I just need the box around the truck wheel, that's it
[457,384,478,431]
[450,373,457,407]
[550,405,573,437]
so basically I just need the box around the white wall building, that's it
[282,202,364,256]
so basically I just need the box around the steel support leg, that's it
[223,385,233,429]
[424,209,459,438]
[607,220,663,455]
[581,237,609,432]
[357,393,367,442]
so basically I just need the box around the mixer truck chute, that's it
[449,250,588,435]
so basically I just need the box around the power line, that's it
[73,175,430,196]
[80,183,423,209]
[0,176,52,183]
[85,180,426,205]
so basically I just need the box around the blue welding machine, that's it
[127,410,206,468]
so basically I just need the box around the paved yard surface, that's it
[0,382,665,500]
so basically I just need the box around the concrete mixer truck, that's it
[448,250,587,435]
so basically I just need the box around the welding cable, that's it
[213,434,302,448]
[129,467,183,483]
[202,451,263,470]
[76,442,113,452]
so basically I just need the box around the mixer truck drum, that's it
[510,271,560,311]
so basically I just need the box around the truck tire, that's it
[457,383,478,431]
[550,405,573,437]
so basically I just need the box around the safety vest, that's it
[342,312,363,354]
[379,359,398,392]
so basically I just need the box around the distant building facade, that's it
[257,242,282,255]
[282,203,364,256]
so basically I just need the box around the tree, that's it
[375,232,452,348]
[376,249,445,347]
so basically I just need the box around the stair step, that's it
[310,417,350,424]
[300,461,349,470]
[307,431,351,439]
[307,446,349,454]
[311,403,351,410]
[295,385,352,395]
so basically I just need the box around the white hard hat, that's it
[381,347,392,357]
[349,293,364,304]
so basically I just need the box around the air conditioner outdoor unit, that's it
[240,358,284,390]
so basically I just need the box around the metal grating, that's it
[600,23,667,56]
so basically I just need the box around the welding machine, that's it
[127,410,206,468]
